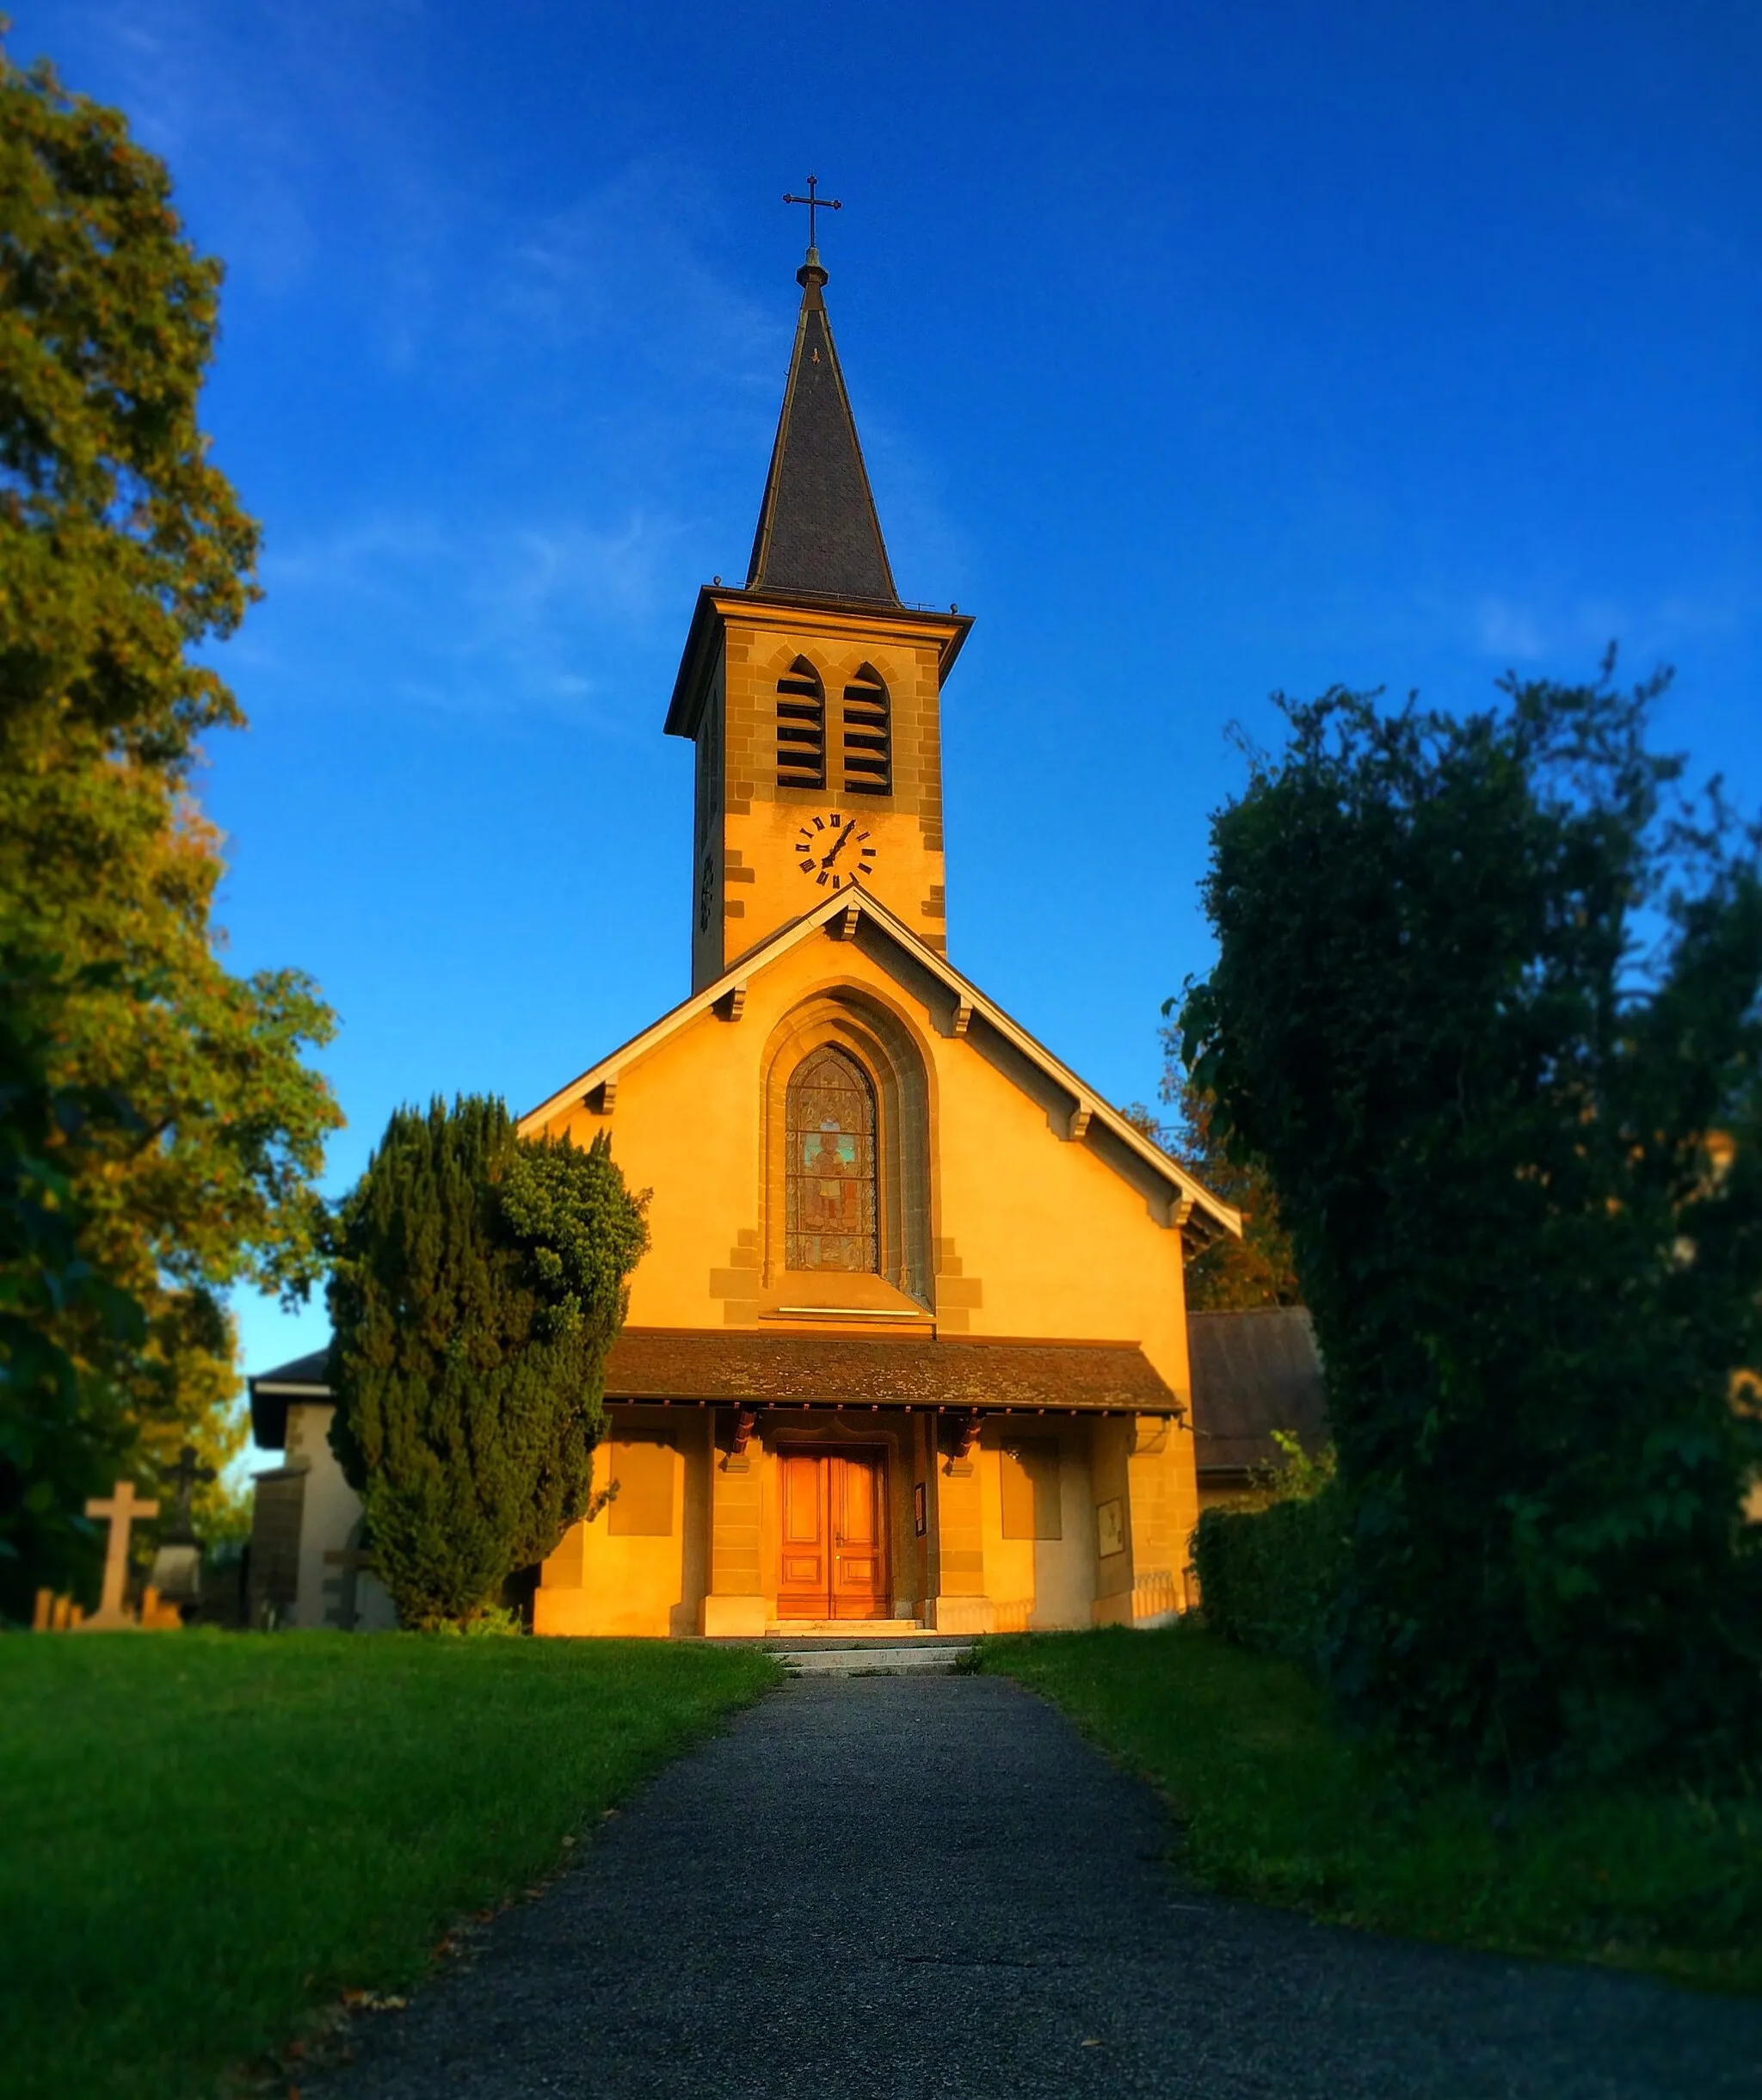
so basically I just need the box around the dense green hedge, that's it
[1175,674,1762,1781]
[1192,1489,1346,1672]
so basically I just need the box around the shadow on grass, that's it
[981,1623,1762,1996]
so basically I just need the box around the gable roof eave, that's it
[518,887,1241,1242]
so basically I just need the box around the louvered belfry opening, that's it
[776,657,826,790]
[841,662,891,795]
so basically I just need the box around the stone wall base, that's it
[1092,1570,1184,1630]
[700,1592,768,1638]
[534,1587,673,1639]
[921,1594,996,1635]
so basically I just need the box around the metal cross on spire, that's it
[783,174,841,254]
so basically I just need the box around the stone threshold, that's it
[766,1618,925,1639]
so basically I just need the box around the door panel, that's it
[775,1449,889,1621]
[776,1452,829,1617]
[830,1452,888,1618]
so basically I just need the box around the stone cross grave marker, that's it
[83,1481,160,1628]
[157,1443,215,1543]
[151,1442,216,1605]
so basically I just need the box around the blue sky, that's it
[15,2,1760,1439]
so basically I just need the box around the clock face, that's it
[795,812,878,890]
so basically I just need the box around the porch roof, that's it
[603,1327,1181,1416]
[248,1327,1184,1450]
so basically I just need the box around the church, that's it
[246,233,1297,1640]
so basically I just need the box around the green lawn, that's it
[1,1632,779,2100]
[982,1624,1762,1994]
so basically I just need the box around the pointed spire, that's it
[745,252,899,606]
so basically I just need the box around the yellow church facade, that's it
[244,237,1246,1636]
[517,241,1241,1640]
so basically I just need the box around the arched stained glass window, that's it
[785,1047,878,1272]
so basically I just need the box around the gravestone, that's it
[150,1443,215,1608]
[322,1543,377,1630]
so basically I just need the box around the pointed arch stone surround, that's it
[759,987,934,1314]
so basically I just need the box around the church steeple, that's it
[745,249,898,607]
[667,214,971,992]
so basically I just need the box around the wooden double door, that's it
[777,1447,890,1620]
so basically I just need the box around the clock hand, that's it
[820,822,858,871]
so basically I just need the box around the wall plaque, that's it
[1096,1496,1125,1559]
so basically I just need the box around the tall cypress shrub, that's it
[327,1097,648,1629]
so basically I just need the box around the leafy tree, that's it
[0,38,341,1602]
[2,37,255,765]
[1124,1056,1303,1311]
[1178,662,1762,1782]
[328,1098,650,1629]
[0,951,145,1615]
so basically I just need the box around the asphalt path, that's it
[310,1673,1762,2098]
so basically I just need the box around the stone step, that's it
[778,1642,975,1678]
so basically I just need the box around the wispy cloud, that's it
[1472,595,1551,662]
[56,4,792,453]
[1584,176,1750,277]
[1466,579,1760,674]
[48,1,479,321]
[256,505,693,730]
[40,3,966,703]
[491,163,779,380]
[59,1,343,291]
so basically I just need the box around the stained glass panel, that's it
[785,1046,878,1272]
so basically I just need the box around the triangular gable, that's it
[519,886,1242,1243]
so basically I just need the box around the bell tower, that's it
[665,237,972,992]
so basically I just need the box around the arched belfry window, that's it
[785,1047,878,1272]
[776,658,826,791]
[841,663,890,795]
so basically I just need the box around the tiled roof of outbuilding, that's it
[1186,1308,1328,1476]
[246,1348,334,1450]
